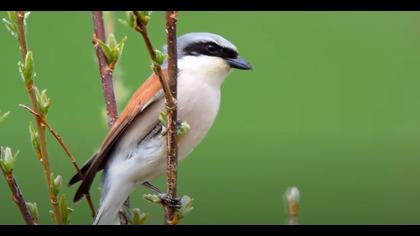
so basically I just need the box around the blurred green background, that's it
[2,11,420,225]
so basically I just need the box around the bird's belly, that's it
[113,82,221,184]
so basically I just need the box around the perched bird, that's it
[69,32,252,225]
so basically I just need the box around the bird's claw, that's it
[158,193,182,209]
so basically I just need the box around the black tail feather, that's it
[68,153,97,186]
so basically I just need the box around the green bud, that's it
[34,87,51,116]
[51,174,62,196]
[127,11,136,28]
[59,194,73,225]
[177,121,190,136]
[118,12,136,29]
[0,110,10,123]
[178,195,194,218]
[2,11,17,38]
[154,49,167,66]
[0,146,18,173]
[159,110,167,126]
[108,34,117,49]
[26,202,39,223]
[28,122,41,158]
[129,208,148,225]
[17,51,34,83]
[96,38,112,64]
[143,194,162,204]
[7,11,17,24]
[138,11,152,25]
[24,51,33,81]
[97,35,127,66]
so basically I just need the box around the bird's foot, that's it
[158,193,182,209]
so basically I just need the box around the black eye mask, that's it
[183,41,238,59]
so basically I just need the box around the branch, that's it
[18,104,96,217]
[133,11,180,225]
[164,11,179,225]
[92,11,130,225]
[0,149,35,225]
[15,11,62,224]
[92,11,118,128]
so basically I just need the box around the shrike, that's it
[69,32,252,225]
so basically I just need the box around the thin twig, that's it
[92,11,118,128]
[133,11,180,225]
[18,104,96,217]
[0,150,35,225]
[92,11,130,225]
[164,11,179,225]
[16,11,62,225]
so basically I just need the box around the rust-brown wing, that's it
[71,70,167,202]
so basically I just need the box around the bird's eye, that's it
[206,44,218,53]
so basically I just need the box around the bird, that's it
[69,32,252,225]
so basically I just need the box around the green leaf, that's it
[3,11,17,38]
[18,61,27,82]
[0,146,18,173]
[50,173,61,196]
[159,110,167,126]
[108,34,117,49]
[129,208,148,225]
[96,38,113,64]
[59,194,73,224]
[26,202,39,223]
[24,51,33,81]
[138,11,152,25]
[143,194,162,204]
[0,110,10,123]
[97,35,127,66]
[28,122,41,158]
[34,87,51,116]
[7,11,17,24]
[154,49,167,66]
[177,195,194,218]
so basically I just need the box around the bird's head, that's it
[163,32,251,85]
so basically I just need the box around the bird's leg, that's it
[142,182,182,209]
[142,181,162,194]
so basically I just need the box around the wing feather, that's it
[72,70,168,202]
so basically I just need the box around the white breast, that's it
[106,55,231,185]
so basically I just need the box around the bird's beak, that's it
[226,57,252,70]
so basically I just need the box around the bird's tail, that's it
[93,181,133,225]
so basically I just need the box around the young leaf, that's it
[177,195,194,218]
[28,122,41,158]
[0,110,10,123]
[26,202,39,223]
[129,208,148,225]
[0,146,18,173]
[24,51,33,81]
[59,194,73,225]
[154,49,167,66]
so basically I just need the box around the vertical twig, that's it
[133,10,180,225]
[0,150,35,225]
[15,11,62,225]
[164,11,179,225]
[92,11,118,127]
[91,11,130,225]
